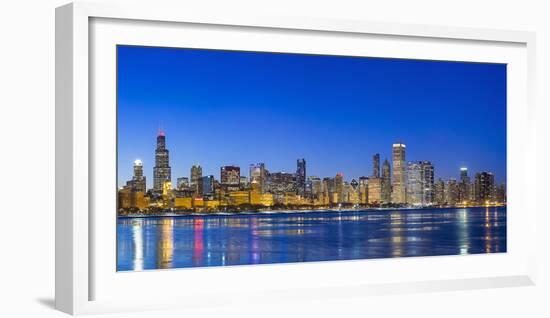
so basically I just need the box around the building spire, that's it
[158,122,165,137]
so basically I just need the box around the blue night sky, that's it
[117,45,506,188]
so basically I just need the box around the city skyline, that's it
[118,45,507,188]
[119,132,504,190]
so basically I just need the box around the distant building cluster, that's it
[118,132,506,214]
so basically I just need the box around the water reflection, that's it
[117,207,507,271]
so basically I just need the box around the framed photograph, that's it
[56,2,537,315]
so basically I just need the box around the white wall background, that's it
[0,0,548,317]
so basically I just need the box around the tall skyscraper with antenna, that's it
[153,129,171,192]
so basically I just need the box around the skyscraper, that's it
[296,158,307,196]
[176,177,189,190]
[421,161,434,205]
[334,173,344,203]
[309,176,322,200]
[445,179,459,205]
[359,176,369,204]
[190,164,203,195]
[474,172,495,203]
[201,175,214,196]
[368,177,382,204]
[391,143,407,204]
[153,130,171,192]
[372,153,380,178]
[249,163,267,192]
[435,178,445,205]
[221,165,240,191]
[267,172,295,193]
[459,167,471,203]
[381,159,391,203]
[406,162,423,205]
[128,159,146,193]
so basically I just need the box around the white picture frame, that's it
[55,1,537,315]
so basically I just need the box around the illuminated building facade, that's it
[268,172,295,194]
[391,143,407,204]
[118,187,148,211]
[153,131,171,192]
[381,159,391,203]
[368,177,382,203]
[190,164,203,195]
[221,166,241,192]
[407,162,423,205]
[176,177,189,190]
[474,172,495,203]
[435,178,445,205]
[334,173,344,203]
[239,176,249,189]
[309,176,322,199]
[249,163,267,192]
[459,167,471,202]
[296,158,307,196]
[202,175,214,196]
[445,179,459,205]
[358,176,369,204]
[421,161,434,205]
[125,159,146,193]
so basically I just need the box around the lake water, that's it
[117,206,506,271]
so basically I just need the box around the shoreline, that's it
[117,205,506,219]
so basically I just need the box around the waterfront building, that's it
[132,159,146,193]
[322,177,333,205]
[358,176,369,204]
[153,130,171,192]
[381,159,391,203]
[240,176,249,189]
[204,200,220,210]
[201,175,214,196]
[176,177,189,190]
[342,182,351,203]
[190,164,203,195]
[174,197,193,209]
[125,159,146,193]
[407,162,423,206]
[268,172,295,193]
[459,167,471,203]
[496,183,506,203]
[391,143,407,204]
[296,158,307,196]
[249,163,267,192]
[229,190,250,205]
[221,165,241,192]
[349,186,360,204]
[421,161,435,205]
[118,187,148,210]
[332,173,344,203]
[474,172,495,203]
[161,180,174,208]
[367,177,382,204]
[309,176,322,199]
[372,153,380,178]
[445,179,459,205]
[250,190,275,207]
[435,178,445,205]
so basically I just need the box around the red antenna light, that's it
[158,122,165,136]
